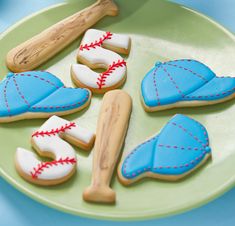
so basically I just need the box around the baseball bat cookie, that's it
[71,29,131,94]
[15,116,95,186]
[6,0,118,72]
[141,59,235,112]
[0,71,91,123]
[83,90,132,203]
[118,114,211,185]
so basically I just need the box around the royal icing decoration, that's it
[141,59,235,110]
[0,71,91,121]
[71,29,131,93]
[120,114,211,183]
[15,116,95,185]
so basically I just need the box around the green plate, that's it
[0,0,235,221]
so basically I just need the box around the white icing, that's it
[16,148,75,180]
[72,29,130,89]
[15,116,95,181]
[71,63,126,88]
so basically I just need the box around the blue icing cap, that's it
[141,59,235,108]
[0,71,90,118]
[121,114,211,180]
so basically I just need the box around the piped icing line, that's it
[3,77,11,116]
[15,116,95,184]
[13,76,30,108]
[153,66,161,106]
[162,66,185,98]
[157,144,204,151]
[186,115,209,145]
[122,141,207,177]
[0,71,91,119]
[15,73,60,89]
[166,63,208,82]
[79,31,113,51]
[167,59,213,73]
[30,90,90,110]
[123,151,207,178]
[72,29,131,92]
[169,121,207,147]
[141,59,235,109]
[122,136,158,175]
[30,157,77,179]
[96,59,127,89]
[32,122,76,137]
[121,114,211,180]
[184,87,235,99]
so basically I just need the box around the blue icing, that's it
[122,136,158,179]
[121,114,211,179]
[141,59,235,107]
[0,71,90,117]
[0,77,29,116]
[184,77,235,100]
[30,88,89,112]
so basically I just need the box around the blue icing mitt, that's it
[141,59,235,111]
[0,71,91,122]
[119,114,211,185]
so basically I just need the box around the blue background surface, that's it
[0,0,235,225]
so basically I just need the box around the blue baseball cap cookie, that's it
[0,71,91,122]
[141,59,235,111]
[118,114,211,185]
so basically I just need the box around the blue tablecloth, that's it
[0,1,235,225]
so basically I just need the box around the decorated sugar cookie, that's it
[141,59,235,111]
[15,116,95,185]
[118,114,211,185]
[83,90,132,203]
[71,29,131,94]
[0,71,91,123]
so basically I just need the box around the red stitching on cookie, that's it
[153,66,161,106]
[124,150,206,177]
[166,63,208,82]
[168,59,213,74]
[13,77,30,108]
[158,144,203,151]
[96,59,126,89]
[184,87,235,100]
[15,73,60,89]
[162,66,185,98]
[79,31,113,51]
[3,77,11,116]
[123,119,210,177]
[32,122,76,137]
[153,151,206,169]
[187,117,209,145]
[31,91,89,110]
[170,121,207,147]
[30,157,77,179]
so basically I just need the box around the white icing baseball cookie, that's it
[15,116,95,186]
[71,29,131,94]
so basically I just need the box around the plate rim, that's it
[0,0,235,221]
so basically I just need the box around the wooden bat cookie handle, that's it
[6,0,118,72]
[83,90,132,203]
